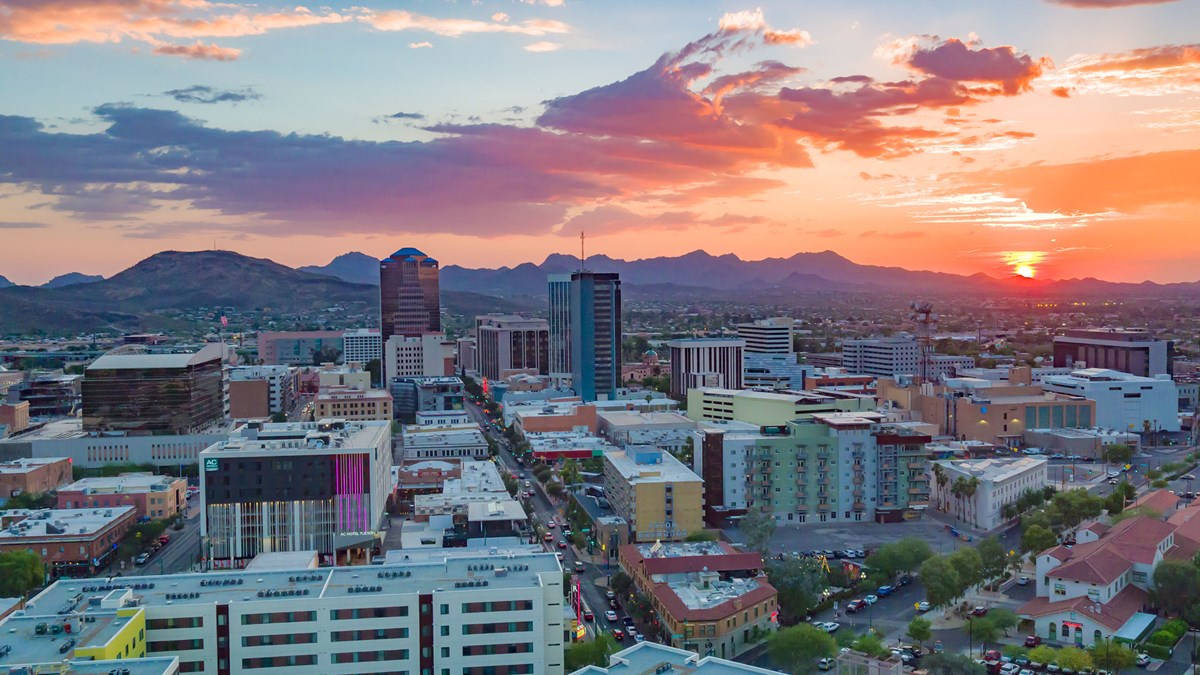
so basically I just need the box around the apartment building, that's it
[736,317,794,355]
[667,339,745,400]
[199,420,392,566]
[57,473,187,520]
[341,328,382,365]
[18,548,565,675]
[0,456,73,500]
[391,376,466,422]
[686,387,875,426]
[618,541,777,661]
[312,386,393,421]
[929,456,1048,531]
[0,507,136,576]
[603,448,703,542]
[385,333,454,379]
[694,415,931,527]
[225,365,296,419]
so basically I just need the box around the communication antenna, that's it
[579,230,586,272]
[909,301,936,383]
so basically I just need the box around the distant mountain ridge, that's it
[298,252,379,286]
[42,272,104,288]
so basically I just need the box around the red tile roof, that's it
[1131,489,1179,517]
[1042,516,1174,584]
[1019,584,1148,631]
[1167,501,1200,549]
[1080,521,1110,535]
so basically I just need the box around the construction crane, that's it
[909,301,936,383]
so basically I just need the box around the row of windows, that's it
[461,600,533,614]
[462,621,533,635]
[331,606,409,620]
[242,654,317,669]
[462,666,534,675]
[242,633,316,646]
[241,611,317,625]
[148,617,203,630]
[332,627,409,641]
[332,649,410,664]
[148,638,203,652]
[463,643,533,656]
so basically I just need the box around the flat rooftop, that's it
[0,507,134,540]
[605,449,700,484]
[597,411,694,428]
[60,473,180,494]
[27,550,562,611]
[635,541,726,558]
[810,411,886,427]
[670,576,762,610]
[0,610,135,668]
[934,456,1048,482]
[205,419,389,454]
[4,418,235,442]
[401,425,486,448]
[87,344,222,371]
[0,457,69,474]
[575,642,786,675]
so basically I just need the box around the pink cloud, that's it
[1047,0,1179,7]
[362,10,568,37]
[153,40,240,61]
[899,37,1050,95]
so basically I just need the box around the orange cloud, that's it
[1052,43,1200,95]
[153,41,240,61]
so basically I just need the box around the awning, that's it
[1113,613,1157,642]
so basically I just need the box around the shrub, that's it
[1142,643,1172,660]
[1162,619,1188,641]
[1148,630,1178,647]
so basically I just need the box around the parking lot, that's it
[731,517,979,557]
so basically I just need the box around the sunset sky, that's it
[2,0,1199,285]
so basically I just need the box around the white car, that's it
[1017,576,1030,586]
[605,610,618,622]
[864,594,879,604]
[820,622,840,633]
[634,632,645,642]
[916,601,931,612]
[606,590,616,599]
[1136,653,1151,666]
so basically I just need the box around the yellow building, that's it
[686,387,874,426]
[313,386,393,421]
[603,448,703,542]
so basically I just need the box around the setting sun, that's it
[1003,251,1046,280]
[1015,264,1036,279]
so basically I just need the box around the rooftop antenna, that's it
[579,230,585,272]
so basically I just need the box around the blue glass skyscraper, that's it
[569,271,621,401]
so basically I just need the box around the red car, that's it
[984,649,1002,663]
[543,532,553,542]
[612,628,625,640]
[970,606,989,617]
[1024,635,1041,647]
[846,599,866,613]
[583,610,594,621]
[557,540,567,549]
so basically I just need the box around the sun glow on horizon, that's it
[1015,264,1036,278]
[1003,251,1045,279]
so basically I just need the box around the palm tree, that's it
[961,477,980,527]
[951,477,969,523]
[932,464,949,511]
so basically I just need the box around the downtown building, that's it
[82,344,225,435]
[256,330,344,366]
[736,317,794,355]
[666,338,745,400]
[341,328,382,365]
[693,413,932,527]
[603,447,704,542]
[1041,368,1179,433]
[224,365,296,420]
[548,274,573,384]
[199,419,392,567]
[569,272,622,401]
[1053,328,1174,377]
[928,456,1048,531]
[841,337,975,379]
[474,314,550,380]
[379,247,441,382]
[14,548,566,675]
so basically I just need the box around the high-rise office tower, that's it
[570,272,621,401]
[548,274,572,381]
[379,248,440,343]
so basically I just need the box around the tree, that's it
[766,623,837,674]
[867,537,933,580]
[740,508,776,554]
[609,571,633,597]
[1152,560,1200,617]
[1090,640,1137,672]
[947,547,983,596]
[546,481,565,498]
[560,459,582,486]
[1028,645,1059,665]
[685,530,717,542]
[1022,524,1057,554]
[3,492,55,510]
[1105,489,1126,516]
[977,537,1007,583]
[0,550,44,597]
[766,557,827,624]
[851,632,891,659]
[310,344,341,365]
[269,411,287,423]
[1055,647,1093,672]
[565,635,618,671]
[966,616,1001,648]
[921,652,987,675]
[906,617,932,647]
[987,608,1018,637]
[932,464,950,511]
[1103,443,1134,467]
[919,556,961,608]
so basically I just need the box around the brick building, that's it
[0,457,73,501]
[56,473,187,520]
[0,506,136,576]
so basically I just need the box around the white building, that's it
[743,353,814,390]
[547,274,573,384]
[401,422,489,460]
[199,419,392,565]
[929,456,1048,531]
[341,328,382,365]
[667,338,745,400]
[0,418,230,469]
[691,419,776,515]
[316,362,372,391]
[385,333,453,379]
[736,317,794,354]
[1042,368,1179,433]
[572,642,787,675]
[842,337,974,379]
[18,548,566,675]
[596,411,695,454]
[475,314,550,380]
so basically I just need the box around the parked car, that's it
[846,599,866,613]
[1024,635,1042,647]
[606,590,616,599]
[863,594,879,605]
[634,632,645,642]
[1017,576,1031,586]
[1136,653,1151,667]
[970,606,989,616]
[984,649,1002,662]
[1013,656,1030,666]
[877,585,895,596]
[916,601,931,612]
[817,657,835,671]
[820,622,840,633]
[134,552,151,565]
[605,610,618,622]
[896,574,912,586]
[932,640,944,653]
[612,628,625,640]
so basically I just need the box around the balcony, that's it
[908,487,928,495]
[852,489,865,499]
[795,504,808,512]
[853,502,866,510]
[852,475,865,486]
[906,461,926,470]
[817,502,831,511]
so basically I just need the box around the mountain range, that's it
[4,247,1199,335]
[0,273,103,289]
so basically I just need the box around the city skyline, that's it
[2,0,1199,284]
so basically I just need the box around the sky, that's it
[2,0,1199,285]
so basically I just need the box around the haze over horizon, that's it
[3,0,1199,285]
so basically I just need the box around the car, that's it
[1030,661,1045,671]
[932,640,944,654]
[583,610,594,621]
[916,601,931,612]
[1024,635,1042,647]
[634,632,644,642]
[1108,470,1122,478]
[134,552,151,565]
[999,664,1020,674]
[984,649,1002,662]
[1046,664,1061,673]
[846,599,866,613]
[841,549,858,559]
[896,574,912,586]
[1136,653,1151,667]
[547,521,556,529]
[623,617,635,628]
[606,590,616,600]
[817,658,835,671]
[557,540,567,549]
[605,610,618,622]
[574,561,585,572]
[1018,670,1035,675]
[1017,576,1031,586]
[609,598,619,609]
[543,532,554,542]
[1108,478,1120,485]
[1013,656,1030,666]
[1183,474,1196,481]
[612,628,625,640]
[877,585,894,596]
[1023,448,1043,455]
[1051,453,1066,460]
[970,606,989,616]
[863,594,878,605]
[820,622,840,633]
[562,529,573,537]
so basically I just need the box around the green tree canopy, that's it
[851,632,891,659]
[1055,647,1093,671]
[766,623,837,674]
[976,536,1007,582]
[918,556,961,608]
[1028,645,1059,665]
[947,547,983,593]
[1021,524,1057,554]
[0,550,44,597]
[906,617,932,647]
[1102,443,1134,466]
[866,537,933,580]
[565,635,618,671]
[740,508,777,554]
[766,556,828,625]
[921,653,987,675]
[987,608,1018,637]
[966,616,1001,647]
[1151,560,1200,618]
[1090,640,1136,672]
